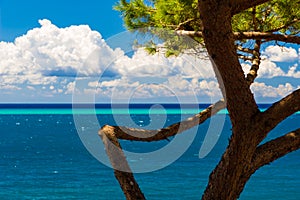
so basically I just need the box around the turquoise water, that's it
[0,108,214,115]
[0,105,299,199]
[0,107,298,115]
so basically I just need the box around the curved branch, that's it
[98,100,226,199]
[230,0,270,15]
[100,100,226,142]
[267,19,300,33]
[175,18,196,31]
[99,130,146,200]
[252,128,300,170]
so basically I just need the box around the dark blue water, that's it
[0,107,299,199]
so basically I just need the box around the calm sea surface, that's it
[0,104,299,200]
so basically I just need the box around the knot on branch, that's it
[98,125,119,144]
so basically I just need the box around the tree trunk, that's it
[99,1,300,199]
[199,0,262,199]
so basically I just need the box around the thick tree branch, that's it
[235,32,300,44]
[176,30,300,44]
[100,100,226,141]
[200,0,259,130]
[252,128,300,170]
[257,88,300,141]
[230,0,270,15]
[98,129,146,200]
[98,99,225,200]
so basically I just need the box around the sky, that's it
[0,0,299,103]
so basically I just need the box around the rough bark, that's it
[198,1,262,199]
[99,0,300,199]
[252,128,300,170]
[261,88,300,123]
[255,88,300,142]
[98,129,146,200]
[199,0,300,199]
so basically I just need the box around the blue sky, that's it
[0,0,299,103]
[0,0,125,41]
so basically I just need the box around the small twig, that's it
[175,18,195,30]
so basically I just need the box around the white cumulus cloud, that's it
[286,64,300,78]
[0,19,299,102]
[262,45,298,62]
[259,60,285,78]
[0,19,124,78]
[114,48,215,79]
[242,58,300,79]
[251,82,295,98]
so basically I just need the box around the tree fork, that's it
[98,99,225,200]
[252,128,300,170]
[100,1,300,199]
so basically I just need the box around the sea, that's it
[0,104,299,200]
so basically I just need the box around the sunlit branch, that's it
[176,30,300,44]
[98,99,226,200]
[99,129,146,200]
[237,46,256,54]
[100,100,226,142]
[245,40,261,84]
[234,32,300,44]
[238,54,253,61]
[176,30,203,38]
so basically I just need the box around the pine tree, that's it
[99,1,300,199]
